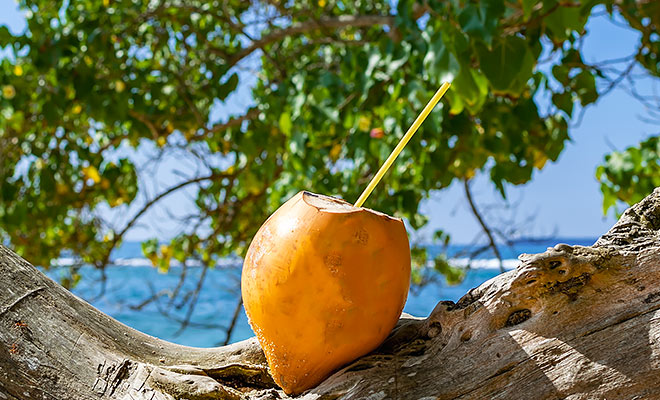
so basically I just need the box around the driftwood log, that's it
[3,188,660,399]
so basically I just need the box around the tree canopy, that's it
[0,0,658,289]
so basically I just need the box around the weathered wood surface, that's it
[2,188,660,399]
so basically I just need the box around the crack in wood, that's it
[67,332,84,362]
[204,364,278,390]
[644,291,660,304]
[0,287,46,317]
[543,273,591,299]
[484,362,517,381]
[578,303,660,339]
[109,359,131,396]
[505,309,532,327]
[135,366,152,391]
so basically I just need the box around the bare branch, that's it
[463,179,505,273]
[173,261,209,337]
[128,110,162,140]
[95,172,228,270]
[201,108,262,137]
[118,175,217,240]
[222,296,244,346]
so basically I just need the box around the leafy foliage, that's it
[595,0,660,213]
[0,0,657,288]
[597,136,660,215]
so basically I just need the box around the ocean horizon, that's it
[44,237,598,347]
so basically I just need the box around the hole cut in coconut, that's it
[302,191,400,221]
[302,191,357,213]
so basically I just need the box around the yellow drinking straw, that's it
[354,82,451,207]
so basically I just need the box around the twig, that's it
[88,267,108,302]
[203,108,261,136]
[173,261,209,337]
[96,173,225,270]
[463,179,505,273]
[128,110,162,140]
[222,296,243,345]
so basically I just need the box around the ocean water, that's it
[45,237,596,348]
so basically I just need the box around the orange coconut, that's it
[242,191,411,394]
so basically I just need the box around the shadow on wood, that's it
[2,188,660,399]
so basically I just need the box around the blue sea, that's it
[45,238,596,347]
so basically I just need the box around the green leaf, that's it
[395,0,415,30]
[423,32,460,83]
[552,65,570,86]
[597,136,660,214]
[386,44,411,76]
[0,26,13,47]
[477,36,535,95]
[552,91,574,116]
[39,167,55,193]
[218,73,239,100]
[521,0,535,21]
[601,186,617,215]
[444,87,465,115]
[545,6,588,41]
[365,51,381,77]
[562,49,583,64]
[434,255,465,285]
[433,229,451,247]
[141,238,159,265]
[279,111,292,136]
[574,71,598,106]
[452,63,488,113]
[411,213,429,229]
[458,1,505,45]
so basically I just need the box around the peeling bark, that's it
[2,188,660,399]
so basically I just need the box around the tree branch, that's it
[128,110,162,140]
[5,189,660,398]
[222,296,244,346]
[95,173,227,270]
[191,108,262,141]
[463,179,505,273]
[224,15,395,68]
[173,261,209,337]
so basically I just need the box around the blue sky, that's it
[1,1,658,244]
